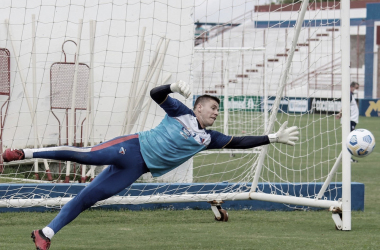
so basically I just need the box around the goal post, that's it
[251,0,309,194]
[0,0,359,230]
[340,0,352,231]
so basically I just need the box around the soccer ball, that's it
[346,129,376,158]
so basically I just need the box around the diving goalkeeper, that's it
[2,81,299,250]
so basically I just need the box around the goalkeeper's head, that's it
[193,95,220,128]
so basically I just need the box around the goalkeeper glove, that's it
[268,121,299,146]
[170,80,191,99]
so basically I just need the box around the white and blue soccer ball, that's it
[346,129,376,158]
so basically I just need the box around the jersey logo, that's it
[180,131,188,139]
[119,147,126,155]
[182,127,191,136]
[180,127,193,139]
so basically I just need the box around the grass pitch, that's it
[1,209,380,249]
[0,116,379,249]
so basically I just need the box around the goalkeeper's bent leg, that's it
[45,136,149,235]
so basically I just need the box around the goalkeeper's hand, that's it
[170,80,191,99]
[268,121,299,146]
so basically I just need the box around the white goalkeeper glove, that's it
[170,80,191,99]
[268,121,299,146]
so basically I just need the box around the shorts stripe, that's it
[91,134,139,152]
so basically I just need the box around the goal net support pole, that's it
[317,152,342,199]
[0,191,340,209]
[223,68,229,135]
[65,19,84,182]
[82,20,97,182]
[32,14,39,180]
[250,0,309,193]
[121,27,146,136]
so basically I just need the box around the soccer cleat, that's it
[351,158,358,163]
[31,230,51,250]
[2,148,25,162]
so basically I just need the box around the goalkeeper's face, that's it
[195,99,219,128]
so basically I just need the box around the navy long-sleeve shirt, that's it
[149,84,270,150]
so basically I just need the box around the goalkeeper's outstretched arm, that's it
[223,121,299,149]
[149,81,298,148]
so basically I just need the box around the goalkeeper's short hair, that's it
[193,95,220,110]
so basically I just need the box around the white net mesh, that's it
[0,0,354,210]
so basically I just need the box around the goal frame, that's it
[340,0,352,231]
[0,0,352,230]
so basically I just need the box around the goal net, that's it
[0,0,352,228]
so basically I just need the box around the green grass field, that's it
[0,116,379,249]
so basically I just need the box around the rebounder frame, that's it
[50,40,90,182]
[0,48,11,173]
